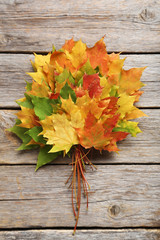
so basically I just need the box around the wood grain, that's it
[0,109,160,164]
[0,165,159,228]
[0,54,159,108]
[0,229,160,240]
[0,0,159,52]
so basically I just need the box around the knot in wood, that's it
[139,8,155,22]
[108,205,121,217]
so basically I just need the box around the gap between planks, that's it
[0,229,159,240]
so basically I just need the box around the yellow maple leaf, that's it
[16,107,39,128]
[100,76,111,99]
[117,93,136,119]
[27,80,49,98]
[117,93,147,120]
[126,108,148,120]
[61,97,84,128]
[44,113,79,154]
[32,53,51,70]
[76,94,105,119]
[108,57,125,76]
[40,115,55,135]
[118,67,146,95]
[65,39,87,68]
[27,70,47,84]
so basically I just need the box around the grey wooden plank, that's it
[0,54,159,108]
[0,0,159,52]
[0,109,159,164]
[0,229,160,240]
[0,165,159,228]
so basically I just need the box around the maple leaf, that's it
[100,76,111,99]
[118,67,146,95]
[86,37,108,69]
[100,97,118,116]
[31,96,57,120]
[27,80,50,98]
[25,81,32,92]
[36,145,61,171]
[102,114,120,136]
[74,86,85,98]
[8,125,38,150]
[60,82,77,103]
[40,115,55,136]
[61,97,84,128]
[55,68,70,83]
[104,131,129,152]
[16,107,40,128]
[65,39,87,69]
[27,70,47,84]
[113,120,142,137]
[77,121,108,150]
[117,93,136,119]
[126,108,147,120]
[31,53,51,70]
[73,59,96,82]
[16,93,33,109]
[50,50,75,73]
[83,73,103,98]
[76,94,105,119]
[25,126,46,144]
[43,113,79,154]
[42,63,55,92]
[108,57,125,77]
[62,37,75,52]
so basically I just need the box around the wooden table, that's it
[0,0,160,239]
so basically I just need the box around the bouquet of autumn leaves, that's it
[9,37,146,234]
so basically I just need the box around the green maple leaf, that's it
[55,69,69,83]
[113,120,141,137]
[36,145,61,171]
[60,82,76,103]
[25,80,32,91]
[8,125,38,150]
[16,93,33,109]
[31,96,55,120]
[25,126,46,144]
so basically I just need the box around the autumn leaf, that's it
[118,67,146,95]
[43,113,79,154]
[113,120,142,137]
[117,93,136,119]
[104,131,129,152]
[32,53,51,70]
[16,93,33,109]
[16,107,40,128]
[31,96,56,120]
[27,81,50,98]
[77,121,108,150]
[100,76,111,99]
[83,73,103,98]
[65,39,87,69]
[36,145,61,171]
[60,82,77,103]
[50,50,75,73]
[108,57,125,77]
[62,38,75,52]
[8,125,38,150]
[25,126,46,144]
[27,70,47,84]
[86,37,108,69]
[61,97,84,128]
